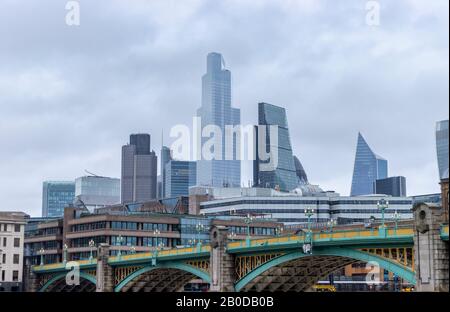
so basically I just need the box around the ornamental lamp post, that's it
[38,248,45,266]
[63,243,68,264]
[244,213,254,246]
[393,210,401,234]
[275,226,283,237]
[117,235,124,259]
[131,245,136,254]
[377,198,389,228]
[327,219,337,234]
[229,231,237,242]
[88,239,95,262]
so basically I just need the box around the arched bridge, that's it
[29,223,449,292]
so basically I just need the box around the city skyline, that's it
[0,0,448,216]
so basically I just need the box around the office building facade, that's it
[0,211,28,292]
[121,134,158,204]
[74,175,120,211]
[42,181,75,217]
[165,161,197,198]
[161,146,172,198]
[350,133,388,196]
[374,176,406,197]
[196,52,241,188]
[293,155,308,184]
[254,103,298,192]
[436,120,449,180]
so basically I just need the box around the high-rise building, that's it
[42,181,75,217]
[121,134,157,204]
[161,146,173,198]
[196,52,241,188]
[253,103,298,192]
[374,176,406,197]
[165,161,197,198]
[293,155,308,184]
[73,175,120,211]
[350,133,388,196]
[436,120,449,180]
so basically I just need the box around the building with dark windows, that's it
[42,181,75,217]
[350,133,388,196]
[253,103,298,192]
[436,120,449,180]
[161,146,172,198]
[293,155,308,184]
[165,161,197,198]
[23,206,280,266]
[0,211,28,292]
[73,175,120,211]
[121,134,158,204]
[196,52,241,188]
[374,176,406,197]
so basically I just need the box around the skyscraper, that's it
[293,155,308,184]
[253,102,298,192]
[121,134,157,204]
[374,176,406,197]
[161,146,172,198]
[42,181,75,217]
[165,160,197,198]
[436,120,449,180]
[196,52,241,188]
[73,175,120,211]
[350,132,388,196]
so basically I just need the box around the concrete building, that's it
[42,181,75,217]
[374,176,407,197]
[0,211,28,292]
[74,175,120,211]
[121,134,158,204]
[189,186,413,226]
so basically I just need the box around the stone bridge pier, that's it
[413,202,449,291]
[209,225,236,292]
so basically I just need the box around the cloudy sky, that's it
[0,0,448,217]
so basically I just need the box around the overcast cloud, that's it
[0,0,448,217]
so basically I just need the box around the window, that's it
[3,224,6,231]
[12,270,19,282]
[13,254,20,264]
[1,270,4,281]
[2,254,5,264]
[14,238,20,247]
[2,237,6,247]
[14,224,21,232]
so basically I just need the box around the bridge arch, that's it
[235,247,416,292]
[39,271,96,292]
[114,262,211,292]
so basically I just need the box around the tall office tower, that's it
[73,175,120,211]
[293,155,308,184]
[42,181,75,217]
[121,134,158,204]
[161,146,173,198]
[196,52,241,188]
[436,120,449,180]
[165,161,197,198]
[350,132,388,196]
[253,103,298,192]
[374,176,407,197]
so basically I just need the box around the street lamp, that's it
[304,207,315,234]
[38,248,45,266]
[244,213,254,246]
[195,223,207,248]
[275,226,283,237]
[393,210,401,234]
[88,239,95,262]
[63,243,68,264]
[327,219,337,234]
[117,235,124,259]
[130,245,136,254]
[303,207,315,254]
[377,198,389,228]
[229,231,237,242]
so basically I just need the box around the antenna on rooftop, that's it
[84,169,100,177]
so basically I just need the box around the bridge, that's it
[27,203,448,292]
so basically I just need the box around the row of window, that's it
[1,253,20,264]
[0,224,21,232]
[1,237,21,248]
[1,270,19,282]
[70,221,178,232]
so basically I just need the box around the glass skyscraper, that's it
[436,120,449,180]
[350,132,388,196]
[374,176,406,197]
[42,181,75,217]
[73,175,120,211]
[161,146,172,198]
[293,155,308,184]
[165,161,197,198]
[121,133,158,204]
[196,52,241,188]
[253,102,298,192]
